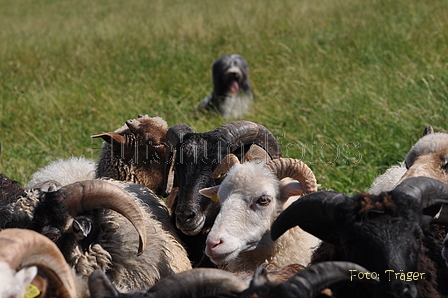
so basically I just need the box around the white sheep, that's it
[199,155,320,273]
[368,126,448,221]
[26,156,96,189]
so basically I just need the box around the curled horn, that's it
[391,176,448,217]
[212,145,272,179]
[213,121,282,159]
[0,229,77,298]
[55,180,147,255]
[265,158,318,194]
[144,268,248,298]
[271,191,349,243]
[163,124,196,196]
[266,262,378,297]
[212,154,240,179]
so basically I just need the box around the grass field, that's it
[1,0,447,194]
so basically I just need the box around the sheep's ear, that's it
[73,217,93,238]
[91,132,127,146]
[422,126,434,136]
[16,266,38,291]
[279,178,303,203]
[199,185,221,202]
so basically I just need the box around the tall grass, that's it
[1,0,447,193]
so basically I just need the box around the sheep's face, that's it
[173,136,222,236]
[126,117,168,164]
[212,54,251,96]
[401,133,448,184]
[323,194,423,298]
[94,116,168,166]
[202,162,281,265]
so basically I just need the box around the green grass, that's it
[1,0,447,194]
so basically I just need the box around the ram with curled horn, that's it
[9,179,191,291]
[271,176,448,298]
[199,153,320,273]
[0,228,81,298]
[163,120,282,267]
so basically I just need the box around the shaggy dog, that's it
[198,54,254,119]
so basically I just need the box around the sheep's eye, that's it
[257,195,271,206]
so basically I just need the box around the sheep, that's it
[0,173,26,229]
[199,154,320,272]
[271,176,448,298]
[26,156,96,189]
[198,54,254,119]
[8,178,192,292]
[368,126,448,222]
[87,261,374,298]
[91,115,169,196]
[0,228,82,298]
[164,120,282,267]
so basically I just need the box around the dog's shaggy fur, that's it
[198,54,254,119]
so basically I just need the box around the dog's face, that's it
[212,54,252,96]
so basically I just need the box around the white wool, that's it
[0,263,37,298]
[405,133,448,167]
[368,162,407,195]
[26,156,95,188]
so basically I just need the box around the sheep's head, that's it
[271,176,448,298]
[92,115,168,166]
[400,128,448,185]
[0,229,78,298]
[200,155,316,266]
[164,121,282,236]
[10,180,147,272]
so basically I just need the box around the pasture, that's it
[1,0,447,193]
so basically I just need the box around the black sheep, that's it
[271,177,448,298]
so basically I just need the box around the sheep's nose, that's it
[177,210,196,223]
[207,238,223,249]
[205,238,224,256]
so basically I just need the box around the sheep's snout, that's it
[175,207,205,236]
[205,235,238,264]
[206,237,223,251]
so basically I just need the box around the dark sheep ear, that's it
[73,217,93,238]
[89,270,119,298]
[271,191,349,244]
[422,125,434,136]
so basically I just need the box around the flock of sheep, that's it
[1,54,448,298]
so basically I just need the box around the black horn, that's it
[213,120,282,159]
[391,176,448,217]
[271,191,350,244]
[144,268,247,298]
